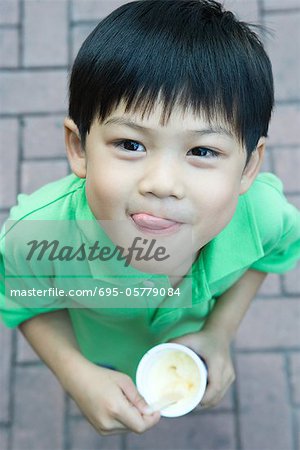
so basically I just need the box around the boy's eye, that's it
[113,140,145,152]
[187,147,219,158]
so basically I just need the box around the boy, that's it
[1,0,300,437]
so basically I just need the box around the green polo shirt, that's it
[1,172,299,379]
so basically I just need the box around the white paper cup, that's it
[136,343,208,417]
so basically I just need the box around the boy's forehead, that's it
[96,101,238,142]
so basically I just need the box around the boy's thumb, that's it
[121,376,150,414]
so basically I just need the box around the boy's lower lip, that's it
[130,213,182,235]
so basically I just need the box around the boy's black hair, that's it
[68,0,274,163]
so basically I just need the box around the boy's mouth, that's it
[130,213,183,235]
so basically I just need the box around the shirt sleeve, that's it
[0,222,62,329]
[249,173,300,274]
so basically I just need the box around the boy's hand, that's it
[168,329,235,408]
[64,358,161,436]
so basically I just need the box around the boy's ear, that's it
[64,117,87,178]
[239,137,266,195]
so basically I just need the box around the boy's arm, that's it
[169,269,267,408]
[202,268,267,340]
[19,310,160,434]
[18,309,87,390]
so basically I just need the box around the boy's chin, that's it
[98,219,195,276]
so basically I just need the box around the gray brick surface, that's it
[68,397,82,417]
[286,194,300,210]
[68,417,123,450]
[263,0,300,9]
[12,365,65,450]
[0,427,9,450]
[0,70,68,114]
[296,409,300,450]
[235,299,300,349]
[71,23,96,63]
[0,212,8,227]
[21,160,69,194]
[260,149,272,172]
[236,353,293,450]
[0,323,13,423]
[0,118,19,209]
[273,148,300,193]
[258,272,281,296]
[126,413,236,450]
[23,0,68,67]
[268,104,300,147]
[16,331,40,363]
[265,11,300,101]
[224,0,259,23]
[0,28,19,68]
[0,0,19,25]
[290,353,300,405]
[194,385,234,412]
[283,263,300,294]
[23,115,66,158]
[71,0,127,22]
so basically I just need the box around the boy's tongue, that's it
[131,213,178,230]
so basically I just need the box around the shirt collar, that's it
[198,192,264,285]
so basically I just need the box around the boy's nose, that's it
[138,157,184,199]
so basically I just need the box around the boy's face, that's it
[65,102,264,265]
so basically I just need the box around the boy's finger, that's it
[120,376,150,414]
[118,396,160,433]
[200,378,222,407]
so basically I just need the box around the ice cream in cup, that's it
[136,343,208,417]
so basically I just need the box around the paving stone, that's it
[273,148,300,193]
[0,0,19,25]
[235,299,300,349]
[289,353,300,405]
[0,212,9,227]
[0,322,13,423]
[16,330,40,363]
[286,194,300,210]
[260,149,272,172]
[194,385,234,412]
[283,263,300,295]
[11,365,65,450]
[71,23,96,63]
[296,408,300,450]
[0,71,68,114]
[0,118,18,209]
[224,0,259,23]
[263,0,300,10]
[0,28,19,68]
[0,427,9,450]
[258,272,281,296]
[68,417,123,450]
[23,0,68,67]
[23,115,66,159]
[268,104,300,147]
[68,397,82,417]
[264,11,300,101]
[71,0,127,22]
[20,160,69,195]
[126,413,236,450]
[236,353,293,450]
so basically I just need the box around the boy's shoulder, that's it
[6,174,85,223]
[244,172,299,248]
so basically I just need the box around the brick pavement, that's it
[0,1,299,449]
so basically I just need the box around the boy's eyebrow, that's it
[104,117,235,139]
